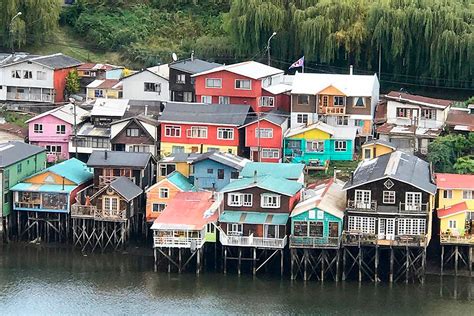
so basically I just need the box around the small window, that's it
[261,194,280,208]
[207,169,213,174]
[397,108,412,118]
[103,197,118,211]
[23,71,32,79]
[230,171,239,179]
[11,70,21,78]
[164,125,181,137]
[463,190,474,200]
[255,128,273,139]
[205,78,222,88]
[217,128,234,140]
[383,191,396,204]
[354,97,365,107]
[217,169,225,180]
[448,220,457,229]
[219,96,230,104]
[261,149,279,159]
[297,95,309,105]
[17,163,22,174]
[335,141,347,152]
[297,114,308,124]
[159,164,176,177]
[443,190,453,199]
[4,192,9,203]
[37,71,46,80]
[306,141,324,153]
[201,95,212,104]
[152,203,166,213]
[176,74,186,84]
[336,116,349,126]
[183,92,193,102]
[421,109,436,120]
[334,96,344,106]
[56,125,66,134]
[259,96,274,107]
[322,96,329,107]
[33,124,43,134]
[171,146,184,153]
[144,82,161,93]
[187,126,208,139]
[126,128,140,137]
[309,222,324,237]
[364,148,372,159]
[159,188,169,199]
[94,89,104,97]
[235,79,251,90]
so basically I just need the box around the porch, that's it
[152,229,206,249]
[12,189,69,213]
[6,86,54,103]
[342,231,428,247]
[289,235,340,249]
[220,233,287,249]
[440,234,474,245]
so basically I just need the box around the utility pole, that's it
[70,98,78,159]
[9,12,22,55]
[267,32,277,66]
[257,112,261,162]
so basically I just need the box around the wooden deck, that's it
[440,234,474,245]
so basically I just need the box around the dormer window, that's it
[354,97,365,107]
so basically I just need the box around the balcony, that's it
[99,175,134,187]
[342,231,427,247]
[71,204,127,221]
[289,235,340,249]
[347,200,378,212]
[71,205,96,218]
[14,201,41,209]
[319,106,345,115]
[220,233,287,249]
[440,234,474,245]
[399,202,429,214]
[153,236,205,249]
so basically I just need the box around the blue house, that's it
[190,152,249,191]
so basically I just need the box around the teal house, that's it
[283,122,358,166]
[239,161,305,184]
[0,141,46,237]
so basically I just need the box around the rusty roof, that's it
[386,91,454,108]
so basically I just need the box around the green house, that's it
[0,142,46,233]
[289,179,346,248]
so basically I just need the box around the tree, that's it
[454,156,474,174]
[65,70,80,97]
[427,133,474,173]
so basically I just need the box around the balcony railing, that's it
[440,234,474,245]
[153,236,205,249]
[220,233,287,249]
[342,231,427,247]
[14,201,41,209]
[347,200,377,212]
[399,202,429,214]
[289,235,340,248]
[71,205,96,218]
[98,175,134,187]
[319,106,345,115]
[71,204,127,221]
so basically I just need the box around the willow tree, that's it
[0,0,61,49]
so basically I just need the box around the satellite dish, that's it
[172,53,178,62]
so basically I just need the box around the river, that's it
[0,244,472,315]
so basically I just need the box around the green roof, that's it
[221,175,302,196]
[10,183,76,193]
[219,211,289,225]
[46,158,93,184]
[167,171,196,191]
[240,162,305,180]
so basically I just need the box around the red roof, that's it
[386,91,453,108]
[445,109,474,131]
[151,192,219,230]
[374,100,387,124]
[435,173,474,190]
[437,201,468,218]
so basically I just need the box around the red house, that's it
[239,111,289,163]
[192,61,292,113]
[159,102,250,156]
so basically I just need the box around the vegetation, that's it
[65,69,81,97]
[306,160,360,183]
[0,108,32,128]
[427,133,474,174]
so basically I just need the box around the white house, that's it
[121,65,170,102]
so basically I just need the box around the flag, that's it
[289,56,304,69]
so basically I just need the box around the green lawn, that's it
[0,110,33,128]
[305,160,360,184]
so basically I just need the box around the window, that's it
[297,95,309,105]
[228,223,243,236]
[91,138,109,148]
[259,96,275,107]
[159,188,169,199]
[183,92,193,102]
[261,194,280,208]
[217,169,225,180]
[103,197,118,211]
[448,220,457,229]
[17,163,22,174]
[37,71,46,80]
[176,74,186,84]
[334,96,344,106]
[219,96,230,104]
[187,126,208,139]
[286,140,301,150]
[261,149,279,159]
[217,128,234,140]
[33,124,43,134]
[94,89,104,97]
[421,109,436,120]
[235,79,251,90]
[4,192,9,203]
[364,148,372,159]
[297,114,308,124]
[355,190,371,208]
[242,194,252,207]
[309,222,324,237]
[336,116,349,126]
[171,146,184,153]
[3,169,9,189]
[11,70,20,78]
[207,147,219,152]
[207,168,213,174]
[354,97,365,107]
[335,141,347,152]
[443,190,453,199]
[228,193,252,207]
[348,216,376,234]
[131,145,149,153]
[322,96,329,107]
[201,95,212,104]
[383,191,396,204]
[165,125,181,137]
[205,78,222,88]
[463,190,474,200]
[255,128,273,138]
[397,108,413,118]
[159,163,176,177]
[144,82,161,93]
[354,119,364,127]
[46,145,62,154]
[306,141,324,153]
[126,128,140,137]
[398,218,426,235]
[56,125,66,134]
[23,70,32,79]
[152,203,166,213]
[405,192,422,210]
[231,171,239,179]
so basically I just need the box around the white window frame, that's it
[383,191,396,204]
[183,91,193,102]
[201,95,212,104]
[259,96,275,107]
[126,128,140,137]
[421,109,436,120]
[336,116,349,126]
[218,96,230,104]
[205,78,222,88]
[463,190,473,200]
[152,203,166,213]
[34,123,43,134]
[159,188,169,199]
[348,216,376,234]
[103,197,118,211]
[261,148,279,159]
[37,71,46,80]
[335,140,347,152]
[228,193,242,206]
[255,128,273,139]
[228,223,243,236]
[306,140,324,153]
[448,220,457,229]
[176,74,186,84]
[405,192,422,210]
[297,114,308,124]
[217,128,234,140]
[355,190,371,208]
[164,125,181,137]
[235,79,251,90]
[187,126,208,139]
[55,124,66,135]
[261,194,281,208]
[443,190,453,199]
[398,218,426,236]
[144,82,161,94]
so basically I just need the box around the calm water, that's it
[0,244,473,315]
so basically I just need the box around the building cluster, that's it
[0,52,473,281]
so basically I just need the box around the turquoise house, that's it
[283,122,358,166]
[289,178,346,248]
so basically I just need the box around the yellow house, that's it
[159,142,238,158]
[157,152,201,181]
[86,79,123,100]
[361,139,396,160]
[436,173,474,240]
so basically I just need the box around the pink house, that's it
[26,104,89,162]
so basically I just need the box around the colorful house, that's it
[121,65,170,102]
[159,102,250,156]
[239,110,289,162]
[190,151,249,191]
[157,152,200,181]
[11,158,93,241]
[151,191,221,273]
[361,139,397,160]
[86,79,123,100]
[192,61,292,113]
[145,171,196,223]
[0,142,46,238]
[283,121,358,166]
[26,104,89,162]
[110,115,159,156]
[239,161,305,184]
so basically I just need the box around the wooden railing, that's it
[347,200,378,212]
[14,201,41,209]
[98,176,135,187]
[220,233,287,249]
[319,106,345,115]
[399,202,429,214]
[153,236,205,249]
[440,234,474,245]
[342,231,427,247]
[71,204,127,221]
[289,235,340,248]
[71,205,96,217]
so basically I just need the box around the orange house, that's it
[145,171,196,223]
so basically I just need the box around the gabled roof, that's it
[435,173,474,190]
[361,139,397,150]
[239,110,288,129]
[160,102,250,126]
[159,152,201,164]
[87,151,152,169]
[26,104,89,125]
[192,152,249,171]
[221,175,303,196]
[385,91,453,109]
[437,202,469,219]
[445,108,474,132]
[192,61,284,80]
[262,75,294,95]
[45,158,93,185]
[343,151,436,194]
[90,98,129,117]
[77,63,120,71]
[86,79,122,90]
[169,58,221,74]
[0,53,81,69]
[147,171,195,193]
[291,179,346,218]
[0,141,45,168]
[240,162,305,180]
[109,176,143,201]
[285,122,358,140]
[291,72,378,96]
[150,191,219,231]
[122,65,169,81]
[111,115,159,127]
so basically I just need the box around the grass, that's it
[0,109,33,128]
[305,160,360,184]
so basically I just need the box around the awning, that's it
[219,211,289,225]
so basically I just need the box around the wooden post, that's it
[238,248,242,275]
[253,248,257,276]
[290,249,294,280]
[178,248,182,273]
[154,248,157,272]
[224,247,227,274]
[358,247,362,282]
[375,246,379,282]
[321,250,325,281]
[405,246,409,283]
[196,248,201,274]
[304,249,308,281]
[440,245,444,275]
[280,249,284,277]
[469,246,473,278]
[342,248,347,281]
[336,249,340,282]
[168,248,171,273]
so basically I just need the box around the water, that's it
[0,244,473,315]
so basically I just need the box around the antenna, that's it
[172,53,178,62]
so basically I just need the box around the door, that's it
[252,150,259,162]
[406,192,422,211]
[329,222,339,238]
[378,218,386,239]
[264,224,278,238]
[355,190,371,209]
[378,218,395,240]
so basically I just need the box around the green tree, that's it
[454,156,474,174]
[65,70,80,97]
[428,133,474,173]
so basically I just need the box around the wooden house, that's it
[445,107,474,133]
[361,139,397,160]
[157,152,200,181]
[121,65,170,102]
[159,102,250,156]
[218,174,302,274]
[86,79,123,100]
[145,171,196,224]
[11,158,93,241]
[151,191,221,273]
[110,115,159,156]
[239,161,305,184]
[190,151,249,191]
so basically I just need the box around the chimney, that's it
[104,151,108,160]
[191,50,194,61]
[349,65,353,75]
[144,104,148,116]
[253,170,257,183]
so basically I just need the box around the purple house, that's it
[26,104,89,162]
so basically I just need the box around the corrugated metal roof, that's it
[90,98,129,117]
[159,152,201,163]
[437,202,469,219]
[221,175,302,196]
[240,162,304,180]
[109,176,142,201]
[26,104,89,125]
[76,123,110,137]
[31,53,82,69]
[239,110,288,128]
[361,139,397,150]
[435,173,474,190]
[47,158,93,185]
[0,141,45,168]
[167,171,196,191]
[193,152,249,170]
[86,79,122,89]
[169,58,221,74]
[386,91,453,108]
[87,150,152,168]
[219,211,289,225]
[10,183,76,193]
[192,61,284,80]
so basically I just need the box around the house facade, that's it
[110,116,159,156]
[159,102,250,156]
[157,152,200,181]
[121,66,170,102]
[86,79,123,100]
[77,63,121,94]
[361,139,397,160]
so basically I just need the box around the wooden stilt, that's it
[375,246,379,282]
[469,246,473,278]
[455,246,459,276]
[238,248,242,275]
[168,248,171,273]
[224,247,227,274]
[440,245,444,276]
[342,247,347,281]
[196,248,201,274]
[253,248,257,275]
[358,247,362,282]
[304,249,308,281]
[154,248,157,272]
[280,249,284,277]
[336,249,340,282]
